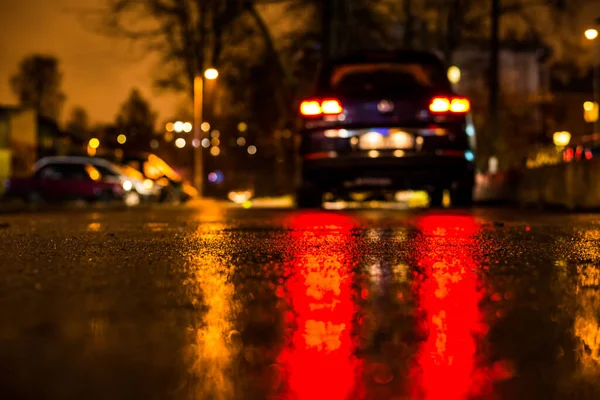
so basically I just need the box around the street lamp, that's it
[585,29,599,40]
[204,68,219,80]
[447,66,461,85]
[553,131,571,147]
[193,68,219,194]
[87,138,100,156]
[586,28,599,133]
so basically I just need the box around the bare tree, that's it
[115,88,157,150]
[66,106,90,140]
[10,54,66,120]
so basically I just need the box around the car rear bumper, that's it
[302,151,475,191]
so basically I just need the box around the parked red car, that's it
[5,157,126,203]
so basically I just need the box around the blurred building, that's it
[0,107,37,187]
[0,106,85,190]
[455,47,542,100]
[452,44,545,171]
[548,68,596,143]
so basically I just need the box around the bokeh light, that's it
[174,121,184,133]
[585,28,599,40]
[117,134,127,144]
[88,138,100,149]
[447,66,461,84]
[175,138,186,148]
[211,147,220,156]
[204,68,219,80]
[247,145,257,155]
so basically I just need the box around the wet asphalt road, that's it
[1,204,600,400]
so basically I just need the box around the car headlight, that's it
[122,180,133,191]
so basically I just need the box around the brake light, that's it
[321,99,343,115]
[450,98,470,113]
[300,100,321,116]
[300,98,343,116]
[429,97,471,114]
[429,97,451,113]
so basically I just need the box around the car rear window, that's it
[329,63,449,94]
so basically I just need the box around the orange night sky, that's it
[0,0,182,125]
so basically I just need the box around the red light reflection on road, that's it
[411,215,489,400]
[278,213,362,400]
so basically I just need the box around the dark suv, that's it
[296,51,476,208]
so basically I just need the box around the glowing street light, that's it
[553,131,571,147]
[117,134,127,145]
[204,68,219,80]
[584,101,599,123]
[586,27,600,133]
[447,66,461,84]
[89,138,100,149]
[175,138,186,148]
[586,29,599,41]
[174,121,184,133]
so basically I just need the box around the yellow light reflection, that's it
[85,164,101,181]
[185,228,236,398]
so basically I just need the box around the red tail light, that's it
[429,97,471,114]
[321,99,343,115]
[300,100,321,116]
[300,98,343,116]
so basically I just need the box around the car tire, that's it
[296,183,323,209]
[451,186,473,208]
[26,191,44,205]
[99,190,115,204]
[428,187,444,208]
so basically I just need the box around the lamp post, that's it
[586,28,599,134]
[193,68,219,194]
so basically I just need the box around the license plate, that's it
[359,130,414,150]
[347,178,392,187]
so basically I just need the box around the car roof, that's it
[327,50,446,67]
[35,156,121,172]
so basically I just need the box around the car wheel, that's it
[98,190,115,204]
[26,191,44,205]
[451,185,473,208]
[428,187,444,208]
[296,183,323,209]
